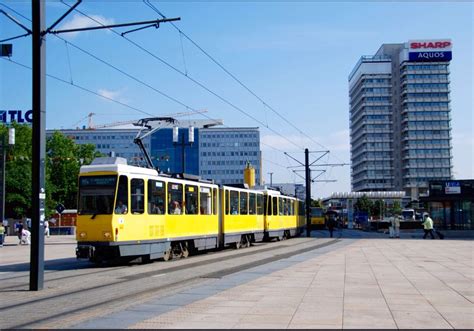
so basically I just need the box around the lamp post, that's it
[173,126,194,174]
[1,128,15,226]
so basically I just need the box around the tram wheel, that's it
[234,239,242,250]
[163,249,172,261]
[245,235,251,248]
[181,243,190,258]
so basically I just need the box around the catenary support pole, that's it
[305,148,311,237]
[30,0,46,291]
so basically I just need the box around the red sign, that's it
[410,41,451,49]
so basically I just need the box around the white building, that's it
[349,39,453,199]
[199,127,262,185]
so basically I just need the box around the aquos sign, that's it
[0,110,33,123]
[408,39,452,62]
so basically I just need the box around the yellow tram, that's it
[76,157,304,263]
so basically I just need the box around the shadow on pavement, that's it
[0,257,93,273]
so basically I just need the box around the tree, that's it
[372,200,384,219]
[1,125,101,219]
[311,199,323,208]
[354,195,373,216]
[1,123,32,219]
[46,131,101,216]
[390,200,402,216]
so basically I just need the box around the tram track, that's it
[1,238,341,329]
[0,237,317,290]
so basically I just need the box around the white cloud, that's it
[59,14,115,38]
[97,88,128,103]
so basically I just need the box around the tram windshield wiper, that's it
[91,213,98,219]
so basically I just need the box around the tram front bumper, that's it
[76,245,95,259]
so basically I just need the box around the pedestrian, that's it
[17,220,24,245]
[391,215,401,238]
[21,227,31,245]
[422,212,435,239]
[44,219,50,238]
[0,222,5,247]
[326,214,336,238]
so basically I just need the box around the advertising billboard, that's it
[0,110,33,123]
[408,39,452,62]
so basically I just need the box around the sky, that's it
[1,1,473,199]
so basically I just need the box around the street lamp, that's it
[173,126,194,174]
[1,127,15,226]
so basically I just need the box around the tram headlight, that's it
[79,232,87,238]
[103,231,112,239]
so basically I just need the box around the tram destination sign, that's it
[408,39,452,62]
[0,110,33,123]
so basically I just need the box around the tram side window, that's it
[225,190,230,215]
[284,199,289,215]
[148,180,165,215]
[185,185,198,215]
[131,179,144,214]
[168,183,183,215]
[272,196,278,215]
[230,190,239,215]
[279,197,284,215]
[289,200,294,215]
[240,192,248,215]
[249,193,256,215]
[213,188,218,215]
[259,195,265,215]
[115,175,128,214]
[200,187,212,215]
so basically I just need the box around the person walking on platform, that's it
[0,222,5,247]
[390,215,401,238]
[326,213,336,238]
[422,213,435,239]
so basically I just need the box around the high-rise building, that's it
[199,127,262,185]
[349,39,453,198]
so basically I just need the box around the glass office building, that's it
[150,127,199,175]
[349,40,453,199]
[199,127,262,185]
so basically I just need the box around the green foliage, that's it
[1,123,32,219]
[390,200,402,215]
[372,199,384,218]
[353,195,373,215]
[46,131,102,217]
[311,199,323,208]
[1,125,101,219]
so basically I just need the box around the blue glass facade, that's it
[150,128,199,175]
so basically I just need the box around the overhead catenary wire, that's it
[2,57,155,117]
[0,2,295,157]
[143,0,347,164]
[60,1,303,151]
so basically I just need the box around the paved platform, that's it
[1,233,473,329]
[73,237,473,329]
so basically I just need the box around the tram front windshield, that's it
[78,175,117,215]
